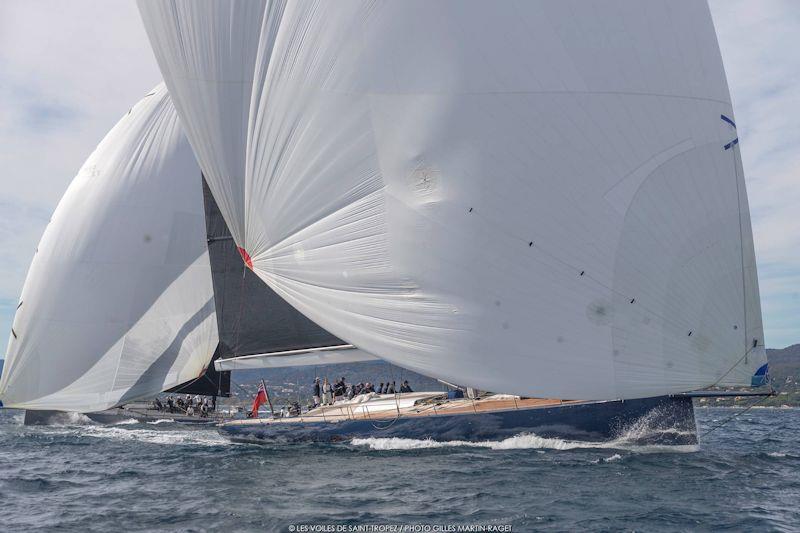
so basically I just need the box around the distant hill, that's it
[230,360,447,404]
[766,344,800,389]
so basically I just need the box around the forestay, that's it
[0,84,218,412]
[143,1,768,400]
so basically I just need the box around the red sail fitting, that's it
[237,246,253,270]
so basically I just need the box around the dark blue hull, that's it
[23,408,220,426]
[219,395,697,446]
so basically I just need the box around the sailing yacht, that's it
[1,0,771,445]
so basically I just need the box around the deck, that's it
[230,393,581,426]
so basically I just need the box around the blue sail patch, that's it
[751,363,769,387]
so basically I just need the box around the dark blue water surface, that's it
[0,407,797,532]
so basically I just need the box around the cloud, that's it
[0,0,161,349]
[710,0,800,348]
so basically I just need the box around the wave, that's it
[146,419,175,425]
[75,425,230,447]
[591,453,623,464]
[112,418,139,425]
[350,433,697,453]
[350,430,699,453]
[766,451,798,459]
[351,405,698,453]
[24,423,229,447]
[32,411,95,426]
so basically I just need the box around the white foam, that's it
[147,419,174,425]
[79,425,229,446]
[351,433,697,453]
[35,412,94,426]
[350,433,600,451]
[767,451,795,458]
[112,418,139,425]
[591,453,623,464]
[351,405,699,453]
[32,424,230,447]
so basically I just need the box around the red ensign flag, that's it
[250,382,267,418]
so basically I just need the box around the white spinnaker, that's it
[137,0,272,248]
[0,84,217,412]
[236,0,766,400]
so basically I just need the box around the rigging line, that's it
[229,377,260,416]
[732,142,749,364]
[699,392,772,438]
[709,342,762,389]
[703,139,757,389]
[231,378,252,396]
[231,261,248,356]
[370,413,400,431]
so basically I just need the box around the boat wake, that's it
[350,433,696,453]
[112,418,139,425]
[351,406,698,453]
[21,418,229,447]
[34,411,95,426]
[73,425,230,447]
[147,418,175,425]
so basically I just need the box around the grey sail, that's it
[168,177,346,397]
[202,177,344,358]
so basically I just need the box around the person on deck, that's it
[334,378,345,400]
[387,381,396,394]
[322,378,332,405]
[313,378,321,407]
[378,382,384,395]
[400,380,413,393]
[346,384,354,400]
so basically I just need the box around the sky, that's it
[0,0,798,355]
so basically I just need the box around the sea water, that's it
[0,407,797,531]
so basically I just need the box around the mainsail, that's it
[0,85,218,412]
[140,1,766,400]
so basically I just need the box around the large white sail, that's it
[0,84,218,412]
[137,0,271,249]
[142,1,767,400]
